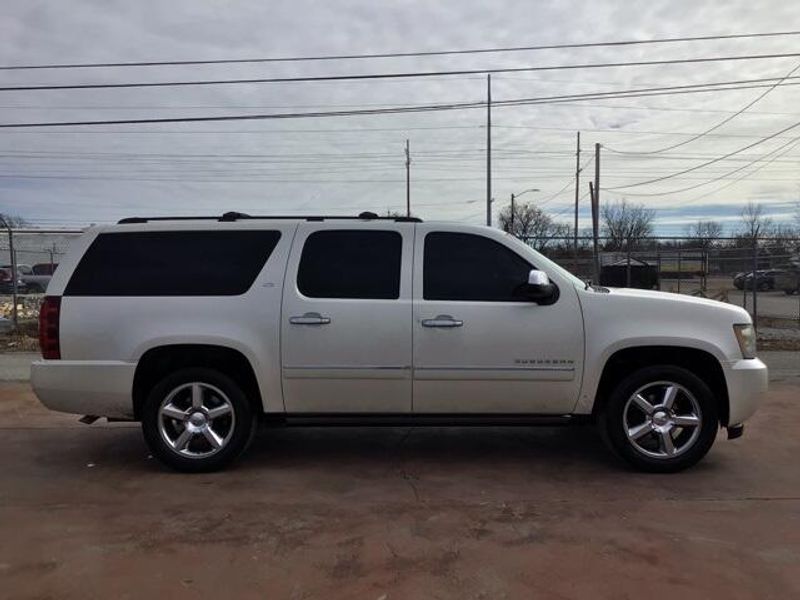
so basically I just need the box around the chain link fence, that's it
[0,228,82,333]
[0,229,798,342]
[522,235,800,332]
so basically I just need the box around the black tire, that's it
[142,367,257,472]
[600,365,719,473]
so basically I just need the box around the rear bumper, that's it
[31,360,137,419]
[724,357,768,425]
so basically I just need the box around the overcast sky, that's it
[1,0,799,234]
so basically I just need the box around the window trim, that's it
[296,229,403,300]
[64,229,281,297]
[422,231,540,303]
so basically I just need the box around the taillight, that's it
[39,296,61,359]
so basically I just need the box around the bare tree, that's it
[601,199,655,250]
[498,202,569,251]
[0,213,29,228]
[738,201,772,241]
[769,222,800,257]
[685,219,723,250]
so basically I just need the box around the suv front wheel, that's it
[601,365,719,473]
[142,368,257,472]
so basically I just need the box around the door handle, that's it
[289,312,331,325]
[421,314,463,328]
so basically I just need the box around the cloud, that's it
[0,0,798,232]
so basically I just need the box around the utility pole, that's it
[0,216,17,331]
[486,73,492,227]
[573,131,581,274]
[510,193,515,232]
[48,242,58,272]
[752,235,759,330]
[405,139,411,217]
[592,142,601,283]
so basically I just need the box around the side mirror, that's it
[521,269,559,305]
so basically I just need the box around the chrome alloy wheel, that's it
[157,382,236,459]
[623,381,702,459]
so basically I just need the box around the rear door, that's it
[281,222,414,413]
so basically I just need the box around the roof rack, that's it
[117,211,422,225]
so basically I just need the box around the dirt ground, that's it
[1,354,799,599]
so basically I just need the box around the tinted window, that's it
[65,230,281,296]
[424,232,532,301]
[297,230,401,299]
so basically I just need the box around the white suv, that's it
[32,212,768,472]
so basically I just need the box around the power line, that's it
[0,119,796,140]
[605,133,800,197]
[3,76,799,128]
[604,117,800,191]
[603,60,800,155]
[4,31,800,71]
[4,52,800,93]
[670,138,800,205]
[535,154,596,207]
[0,174,575,183]
[4,147,800,167]
[8,104,800,135]
[494,123,800,140]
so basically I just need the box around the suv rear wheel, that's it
[601,365,719,473]
[142,367,257,472]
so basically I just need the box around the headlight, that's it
[733,324,756,359]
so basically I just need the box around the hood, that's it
[599,286,752,323]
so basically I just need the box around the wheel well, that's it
[593,346,729,425]
[132,344,263,420]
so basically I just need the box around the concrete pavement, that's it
[0,352,798,599]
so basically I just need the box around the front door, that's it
[412,226,583,414]
[281,222,414,413]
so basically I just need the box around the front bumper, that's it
[724,357,768,425]
[31,360,137,419]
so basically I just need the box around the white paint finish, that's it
[281,379,411,413]
[411,224,584,414]
[725,358,769,424]
[279,221,414,413]
[574,286,758,415]
[56,221,298,413]
[31,360,136,419]
[32,218,767,430]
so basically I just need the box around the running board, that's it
[265,413,577,427]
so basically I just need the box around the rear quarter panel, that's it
[55,222,297,413]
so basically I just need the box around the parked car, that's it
[1,263,55,293]
[775,268,800,295]
[732,269,784,291]
[32,212,767,473]
[33,262,58,276]
[0,267,27,294]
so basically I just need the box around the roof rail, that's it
[117,211,422,224]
